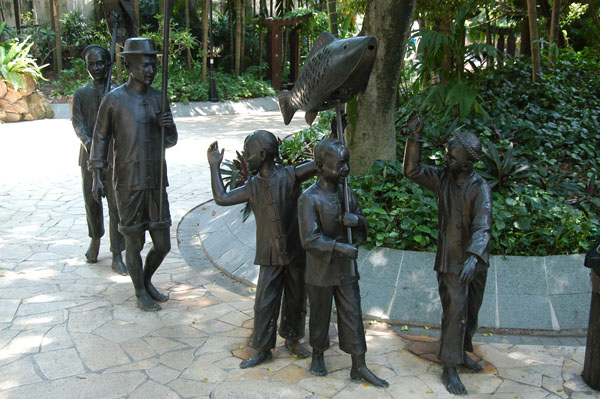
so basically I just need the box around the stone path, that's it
[0,109,598,398]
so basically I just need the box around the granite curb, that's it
[178,200,592,334]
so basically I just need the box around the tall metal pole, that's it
[159,0,171,222]
[335,99,356,277]
[208,0,219,102]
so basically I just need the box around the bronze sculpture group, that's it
[71,27,598,395]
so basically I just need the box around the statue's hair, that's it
[313,137,345,163]
[244,130,279,160]
[82,45,110,62]
[450,131,482,161]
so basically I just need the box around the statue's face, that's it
[242,140,264,172]
[85,50,109,82]
[444,141,470,174]
[126,54,157,86]
[320,145,350,184]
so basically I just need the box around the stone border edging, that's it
[50,96,280,119]
[177,199,592,335]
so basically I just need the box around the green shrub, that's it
[385,50,600,255]
[0,23,47,90]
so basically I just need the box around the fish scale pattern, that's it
[292,46,331,110]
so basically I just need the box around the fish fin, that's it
[277,90,296,125]
[305,111,318,126]
[306,31,337,61]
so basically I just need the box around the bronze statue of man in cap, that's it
[403,112,492,395]
[71,44,127,275]
[90,37,178,311]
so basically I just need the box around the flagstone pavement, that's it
[0,102,598,398]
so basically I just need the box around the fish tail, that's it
[277,91,296,125]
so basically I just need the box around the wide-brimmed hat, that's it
[82,44,110,61]
[119,37,159,56]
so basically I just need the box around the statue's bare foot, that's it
[146,281,168,302]
[350,364,389,387]
[111,252,128,276]
[463,353,483,372]
[285,339,311,358]
[442,365,467,395]
[240,349,272,369]
[85,238,100,263]
[310,351,327,376]
[136,291,161,311]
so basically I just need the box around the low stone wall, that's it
[0,77,54,123]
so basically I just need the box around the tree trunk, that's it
[520,0,531,56]
[235,0,242,76]
[548,0,561,67]
[589,0,600,36]
[202,0,209,83]
[526,0,541,82]
[241,0,245,73]
[50,0,62,73]
[186,0,192,72]
[583,272,600,390]
[327,0,338,36]
[345,0,417,174]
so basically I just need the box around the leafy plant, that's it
[60,11,96,54]
[0,24,47,90]
[390,49,600,255]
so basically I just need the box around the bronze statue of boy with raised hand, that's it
[90,38,177,312]
[207,130,315,368]
[72,44,126,275]
[403,112,492,395]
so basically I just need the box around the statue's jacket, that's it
[72,82,114,168]
[90,84,178,191]
[246,165,303,266]
[403,138,492,273]
[298,182,365,287]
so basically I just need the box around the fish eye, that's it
[343,45,347,49]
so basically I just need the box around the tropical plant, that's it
[0,24,47,90]
[409,0,498,119]
[60,11,96,54]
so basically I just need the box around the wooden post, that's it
[12,0,20,32]
[50,0,62,74]
[289,26,300,82]
[134,0,140,29]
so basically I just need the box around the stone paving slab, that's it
[0,108,598,398]
[180,201,592,333]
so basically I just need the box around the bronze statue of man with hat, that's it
[90,37,178,311]
[72,44,127,275]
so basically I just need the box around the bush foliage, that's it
[353,52,599,256]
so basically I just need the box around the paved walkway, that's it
[0,101,598,398]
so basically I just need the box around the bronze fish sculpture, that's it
[277,31,377,126]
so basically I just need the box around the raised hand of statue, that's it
[207,141,225,167]
[407,111,423,139]
[335,242,358,260]
[158,111,174,128]
[341,212,360,227]
[460,255,478,285]
[92,170,106,203]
